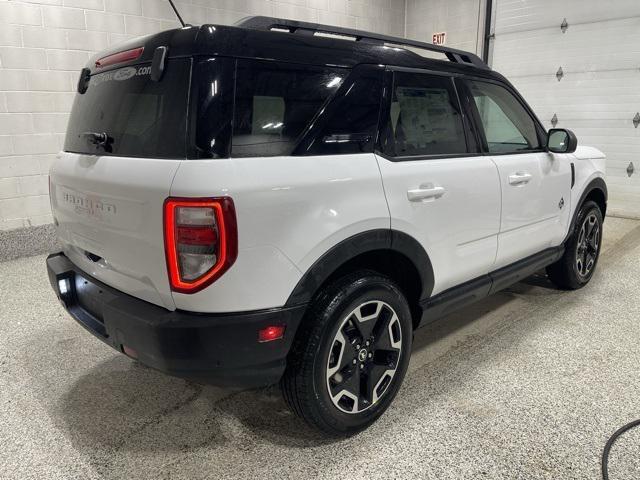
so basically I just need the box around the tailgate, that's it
[50,152,181,310]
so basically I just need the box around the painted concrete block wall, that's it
[405,0,485,55]
[0,0,406,231]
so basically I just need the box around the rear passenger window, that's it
[466,80,541,153]
[305,66,383,156]
[232,60,345,157]
[381,72,467,158]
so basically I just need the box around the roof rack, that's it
[236,16,489,70]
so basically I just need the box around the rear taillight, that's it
[95,47,144,69]
[164,198,237,294]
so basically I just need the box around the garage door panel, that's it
[608,193,640,219]
[511,73,640,126]
[493,0,640,217]
[495,0,640,35]
[493,18,640,77]
[607,180,640,191]
[512,70,639,93]
[562,133,638,155]
[531,111,637,123]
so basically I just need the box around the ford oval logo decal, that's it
[114,67,137,81]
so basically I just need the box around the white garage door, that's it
[490,0,640,218]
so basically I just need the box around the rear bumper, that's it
[46,253,306,387]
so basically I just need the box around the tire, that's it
[547,200,603,290]
[281,271,413,436]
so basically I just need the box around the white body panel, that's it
[49,152,180,310]
[570,145,607,219]
[375,154,501,295]
[169,153,390,312]
[491,0,640,217]
[50,144,605,314]
[492,151,572,268]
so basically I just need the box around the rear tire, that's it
[281,271,412,436]
[547,200,603,290]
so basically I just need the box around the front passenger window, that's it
[381,72,467,158]
[466,80,541,154]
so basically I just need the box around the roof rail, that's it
[236,16,490,70]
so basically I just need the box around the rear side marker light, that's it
[95,47,144,69]
[258,325,286,343]
[164,197,238,294]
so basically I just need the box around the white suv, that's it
[47,17,607,435]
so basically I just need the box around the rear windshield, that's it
[64,58,191,159]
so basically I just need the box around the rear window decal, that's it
[92,65,152,87]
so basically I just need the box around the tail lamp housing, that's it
[164,197,237,294]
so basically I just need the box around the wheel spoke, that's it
[585,216,595,239]
[373,312,402,351]
[361,364,391,406]
[339,364,360,394]
[327,330,348,378]
[371,307,392,348]
[588,225,600,250]
[328,364,361,411]
[373,348,400,368]
[585,252,595,273]
[352,301,384,341]
[578,225,586,247]
[341,315,364,346]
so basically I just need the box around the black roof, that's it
[86,16,506,83]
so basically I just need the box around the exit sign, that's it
[432,32,446,46]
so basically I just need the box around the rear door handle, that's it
[407,184,446,202]
[508,172,533,186]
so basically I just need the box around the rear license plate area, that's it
[74,275,105,324]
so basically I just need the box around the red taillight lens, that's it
[258,325,286,343]
[164,198,237,294]
[176,225,218,246]
[95,47,144,69]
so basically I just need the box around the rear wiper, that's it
[81,131,113,152]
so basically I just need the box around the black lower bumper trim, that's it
[47,253,306,387]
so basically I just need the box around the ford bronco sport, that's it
[47,16,607,435]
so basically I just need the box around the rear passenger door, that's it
[375,69,501,296]
[460,79,572,268]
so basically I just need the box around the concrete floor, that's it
[1,217,639,480]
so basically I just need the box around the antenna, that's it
[167,0,186,27]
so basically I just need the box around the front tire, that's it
[281,271,412,436]
[547,200,603,289]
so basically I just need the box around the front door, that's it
[461,78,572,268]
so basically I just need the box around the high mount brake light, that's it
[95,47,144,69]
[164,198,238,294]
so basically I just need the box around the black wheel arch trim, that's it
[285,229,435,307]
[565,177,608,243]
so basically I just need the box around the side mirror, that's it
[547,128,577,154]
